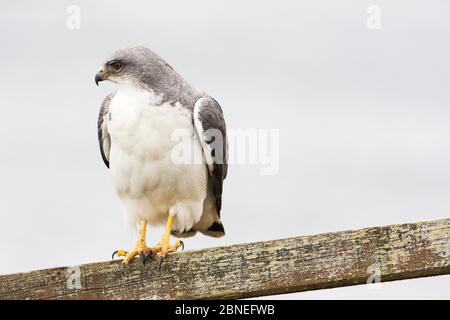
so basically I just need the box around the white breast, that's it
[107,86,208,231]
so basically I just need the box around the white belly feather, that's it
[107,86,208,231]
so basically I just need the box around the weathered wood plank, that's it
[0,219,449,299]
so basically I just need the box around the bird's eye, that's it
[112,62,123,72]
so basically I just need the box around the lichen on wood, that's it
[0,219,449,300]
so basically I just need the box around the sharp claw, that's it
[180,241,184,251]
[112,250,118,260]
[139,251,145,265]
[158,256,164,270]
[121,263,128,276]
[139,251,150,266]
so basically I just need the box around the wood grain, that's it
[1,219,449,299]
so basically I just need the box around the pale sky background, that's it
[0,0,449,299]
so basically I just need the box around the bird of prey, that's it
[95,46,227,268]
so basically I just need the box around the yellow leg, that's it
[151,214,184,258]
[112,219,153,266]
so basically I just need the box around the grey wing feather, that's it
[97,92,115,168]
[193,97,228,215]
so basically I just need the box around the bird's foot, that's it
[151,239,184,268]
[112,243,155,268]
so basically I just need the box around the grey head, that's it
[95,46,199,105]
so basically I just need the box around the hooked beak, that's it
[95,73,103,86]
[95,67,106,86]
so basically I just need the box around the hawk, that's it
[95,46,227,268]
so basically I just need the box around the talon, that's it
[139,251,146,265]
[113,220,151,269]
[146,215,184,264]
[158,256,164,270]
[139,250,150,265]
[121,263,128,276]
[112,249,127,260]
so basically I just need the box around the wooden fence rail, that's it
[0,218,449,299]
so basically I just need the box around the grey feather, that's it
[104,46,201,107]
[193,97,228,215]
[97,92,115,168]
